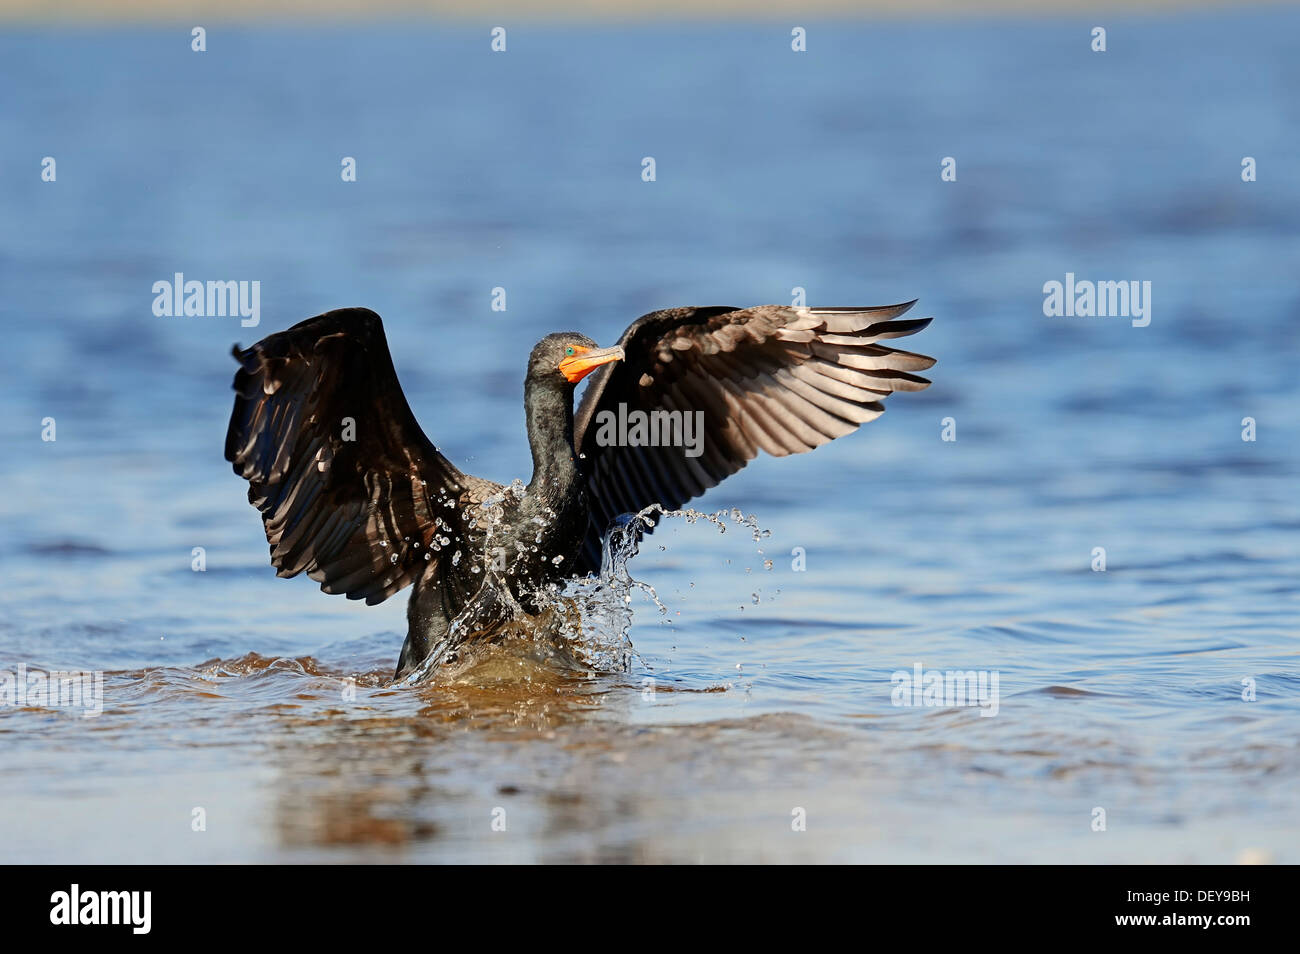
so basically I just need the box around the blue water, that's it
[0,11,1296,862]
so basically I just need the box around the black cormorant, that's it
[224,301,934,678]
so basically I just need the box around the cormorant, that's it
[224,301,934,679]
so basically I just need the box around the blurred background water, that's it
[0,8,1297,862]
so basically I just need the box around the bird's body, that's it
[398,371,595,675]
[225,302,935,680]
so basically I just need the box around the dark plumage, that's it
[225,302,934,679]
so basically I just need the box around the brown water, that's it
[7,598,1296,864]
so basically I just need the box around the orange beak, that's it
[558,344,624,383]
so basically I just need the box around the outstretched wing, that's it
[572,301,934,572]
[225,308,478,605]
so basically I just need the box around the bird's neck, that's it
[524,377,580,500]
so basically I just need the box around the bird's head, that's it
[530,332,625,385]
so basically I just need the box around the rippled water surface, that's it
[1,12,1297,862]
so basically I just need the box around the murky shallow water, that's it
[1,13,1298,862]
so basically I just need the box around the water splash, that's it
[397,502,774,685]
[537,503,776,673]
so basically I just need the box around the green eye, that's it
[564,346,575,356]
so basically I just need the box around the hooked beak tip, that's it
[560,344,625,383]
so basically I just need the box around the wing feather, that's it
[572,301,934,573]
[225,308,478,605]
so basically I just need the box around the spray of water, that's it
[397,500,773,685]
